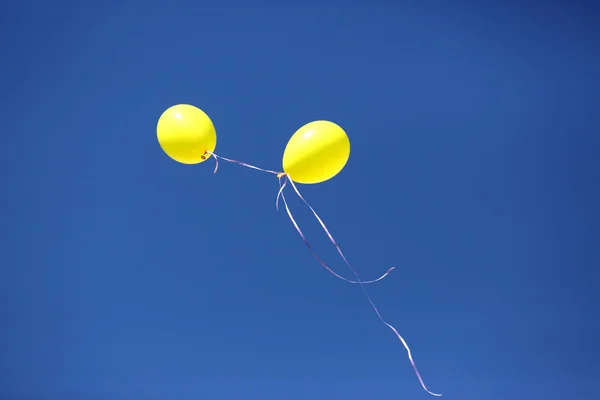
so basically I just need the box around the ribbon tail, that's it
[286,178,395,283]
[277,176,385,284]
[285,178,441,396]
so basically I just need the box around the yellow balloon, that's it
[282,120,350,184]
[156,104,217,164]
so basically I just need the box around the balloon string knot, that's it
[201,150,212,160]
[277,172,287,179]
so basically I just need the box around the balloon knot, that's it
[277,172,286,179]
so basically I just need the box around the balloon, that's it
[282,120,350,184]
[157,104,217,164]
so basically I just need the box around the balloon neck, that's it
[201,150,213,160]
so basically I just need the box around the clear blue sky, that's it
[2,1,599,399]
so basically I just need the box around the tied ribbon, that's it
[203,150,441,397]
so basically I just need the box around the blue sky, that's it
[2,1,599,399]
